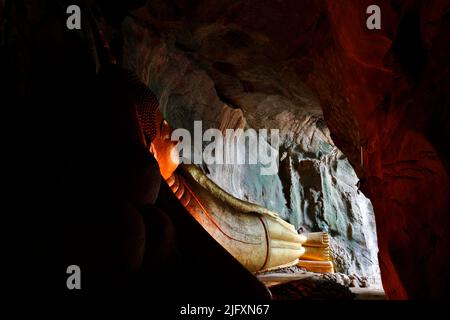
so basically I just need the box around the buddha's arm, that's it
[164,165,304,272]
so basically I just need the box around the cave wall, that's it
[280,0,450,298]
[296,0,450,299]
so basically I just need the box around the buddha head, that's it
[131,76,180,180]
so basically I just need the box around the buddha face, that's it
[150,118,180,180]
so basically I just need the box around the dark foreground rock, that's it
[270,275,355,300]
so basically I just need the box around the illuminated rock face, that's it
[122,3,381,284]
[123,0,450,298]
[285,0,450,299]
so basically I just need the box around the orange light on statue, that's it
[150,119,180,180]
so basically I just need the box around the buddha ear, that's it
[160,119,172,139]
[149,143,156,155]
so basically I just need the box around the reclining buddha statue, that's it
[132,76,334,274]
[86,7,333,274]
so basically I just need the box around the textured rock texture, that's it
[120,2,381,283]
[294,0,450,299]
